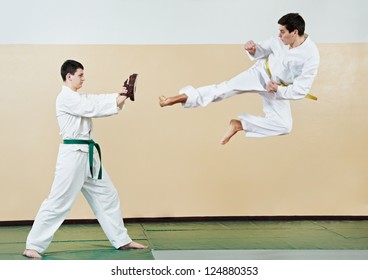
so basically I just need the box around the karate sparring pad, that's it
[122,73,138,101]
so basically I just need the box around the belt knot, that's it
[63,139,102,179]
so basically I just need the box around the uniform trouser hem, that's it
[25,245,44,254]
[114,237,133,249]
[179,85,196,108]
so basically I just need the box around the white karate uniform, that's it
[26,86,132,253]
[182,36,320,137]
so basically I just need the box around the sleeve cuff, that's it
[275,86,287,99]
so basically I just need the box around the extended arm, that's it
[58,86,129,118]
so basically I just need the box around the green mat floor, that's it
[1,220,368,260]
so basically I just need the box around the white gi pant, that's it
[26,144,132,253]
[182,64,293,138]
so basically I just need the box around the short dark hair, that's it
[60,60,84,81]
[278,13,305,35]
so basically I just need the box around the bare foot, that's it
[220,119,243,145]
[23,249,42,259]
[159,94,188,107]
[159,95,172,107]
[119,241,148,250]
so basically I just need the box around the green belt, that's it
[63,139,102,179]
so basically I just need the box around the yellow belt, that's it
[265,59,317,101]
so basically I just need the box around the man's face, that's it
[278,25,297,45]
[67,68,85,91]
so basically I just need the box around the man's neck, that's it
[290,35,306,49]
[63,82,78,92]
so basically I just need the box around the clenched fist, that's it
[244,40,257,56]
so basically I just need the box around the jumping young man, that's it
[159,13,320,144]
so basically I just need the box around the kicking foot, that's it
[23,249,42,259]
[119,241,148,250]
[220,119,243,145]
[159,94,188,107]
[159,95,172,107]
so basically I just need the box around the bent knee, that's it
[280,123,292,135]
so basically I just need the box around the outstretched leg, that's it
[220,119,244,145]
[159,94,188,107]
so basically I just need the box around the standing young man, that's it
[159,13,320,144]
[23,60,147,259]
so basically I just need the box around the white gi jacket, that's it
[56,86,120,178]
[251,36,320,100]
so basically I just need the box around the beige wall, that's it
[0,43,367,221]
